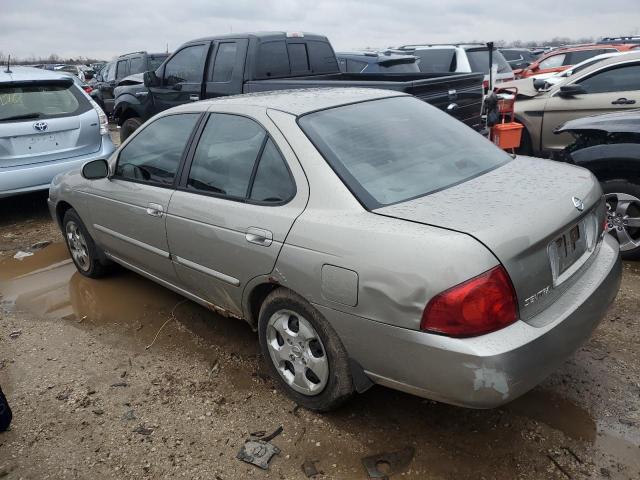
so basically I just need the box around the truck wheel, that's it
[120,117,142,143]
[602,179,640,260]
[63,209,112,278]
[258,288,355,412]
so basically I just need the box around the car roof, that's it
[187,31,328,44]
[172,88,408,116]
[540,43,637,57]
[336,51,417,62]
[118,51,168,59]
[398,44,488,50]
[0,65,75,83]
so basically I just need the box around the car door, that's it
[165,109,308,315]
[541,61,640,151]
[149,43,210,112]
[204,39,248,98]
[84,112,202,282]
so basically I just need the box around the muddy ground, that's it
[0,188,639,479]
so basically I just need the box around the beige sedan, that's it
[511,51,640,157]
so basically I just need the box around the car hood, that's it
[116,73,144,86]
[375,156,604,322]
[555,108,640,134]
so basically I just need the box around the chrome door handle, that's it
[245,227,273,246]
[189,95,200,102]
[146,203,164,217]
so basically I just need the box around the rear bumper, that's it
[317,234,622,408]
[0,136,115,198]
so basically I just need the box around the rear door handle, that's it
[189,95,200,102]
[612,97,636,105]
[245,227,272,247]
[146,203,164,217]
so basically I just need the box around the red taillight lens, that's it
[482,79,489,93]
[84,86,93,94]
[420,266,518,337]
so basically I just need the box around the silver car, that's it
[0,66,114,198]
[48,88,622,411]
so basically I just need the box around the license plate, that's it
[548,222,589,284]
[13,134,59,154]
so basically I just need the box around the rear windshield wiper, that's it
[0,112,42,122]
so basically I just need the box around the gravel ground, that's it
[0,188,639,480]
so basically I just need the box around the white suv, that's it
[394,44,514,86]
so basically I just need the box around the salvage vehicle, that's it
[556,109,640,258]
[0,66,114,198]
[513,51,640,157]
[536,51,630,88]
[49,88,621,411]
[113,32,484,141]
[336,51,420,73]
[91,52,169,116]
[393,43,514,86]
[517,43,638,79]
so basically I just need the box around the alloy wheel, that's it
[65,221,90,271]
[265,309,329,396]
[605,192,640,252]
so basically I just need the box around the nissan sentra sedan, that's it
[0,66,114,198]
[48,88,622,411]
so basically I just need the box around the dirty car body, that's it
[48,88,621,408]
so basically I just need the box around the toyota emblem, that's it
[572,196,584,211]
[33,121,48,132]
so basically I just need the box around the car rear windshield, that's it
[0,81,91,122]
[414,49,456,72]
[298,96,511,209]
[467,48,512,74]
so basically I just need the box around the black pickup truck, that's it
[114,32,484,141]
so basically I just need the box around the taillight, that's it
[88,98,109,136]
[482,79,489,94]
[420,266,518,337]
[83,86,93,94]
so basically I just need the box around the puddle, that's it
[508,389,597,441]
[0,243,258,357]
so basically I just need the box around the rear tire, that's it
[120,117,142,143]
[602,179,640,260]
[258,288,354,412]
[62,209,112,278]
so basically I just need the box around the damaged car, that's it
[556,109,640,258]
[48,88,621,411]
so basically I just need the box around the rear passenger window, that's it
[307,41,339,73]
[257,41,290,78]
[567,50,602,65]
[187,115,266,198]
[210,42,238,82]
[250,139,295,203]
[115,114,199,185]
[288,43,309,73]
[128,56,144,74]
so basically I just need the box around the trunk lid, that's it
[375,157,605,322]
[0,81,100,168]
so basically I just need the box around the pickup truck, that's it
[113,32,484,141]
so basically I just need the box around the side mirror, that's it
[82,159,109,180]
[558,84,587,98]
[143,70,159,87]
[532,78,547,90]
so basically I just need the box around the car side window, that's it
[346,59,367,73]
[129,56,144,74]
[210,42,238,82]
[104,62,116,82]
[249,139,295,203]
[187,114,266,198]
[566,50,601,65]
[115,114,200,186]
[538,54,565,69]
[163,44,207,86]
[116,59,129,79]
[577,64,640,94]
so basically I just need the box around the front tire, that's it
[120,117,142,143]
[258,289,354,412]
[602,179,640,260]
[62,209,112,278]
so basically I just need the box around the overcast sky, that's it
[2,0,639,60]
